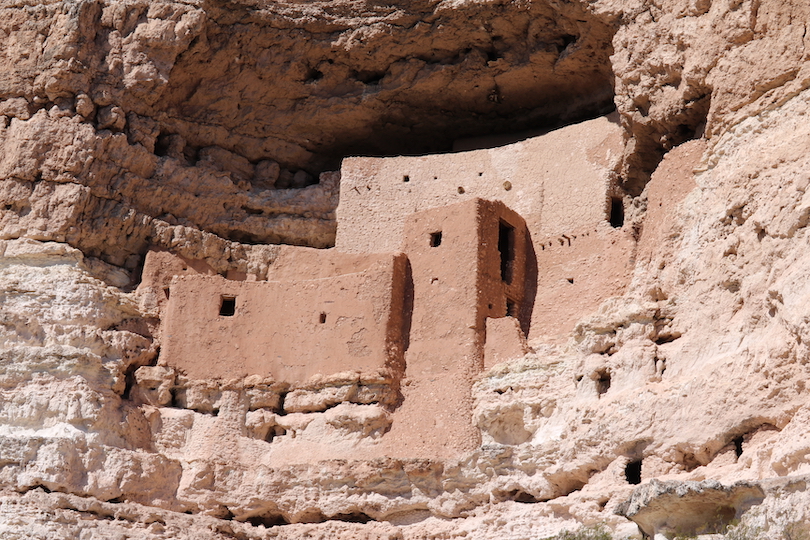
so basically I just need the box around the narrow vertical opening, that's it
[499,220,515,283]
[625,460,642,485]
[506,298,518,317]
[609,197,624,228]
[219,296,236,316]
[595,369,611,396]
[733,436,744,459]
[430,231,442,247]
[319,312,327,324]
[163,287,170,299]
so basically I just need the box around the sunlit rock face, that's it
[3,0,810,539]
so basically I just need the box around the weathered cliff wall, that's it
[3,0,810,539]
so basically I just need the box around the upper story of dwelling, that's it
[335,113,634,342]
[335,113,624,255]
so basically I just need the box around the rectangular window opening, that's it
[430,231,442,247]
[609,197,625,228]
[319,312,327,324]
[219,296,236,316]
[498,221,515,283]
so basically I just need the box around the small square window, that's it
[430,231,442,247]
[220,296,236,316]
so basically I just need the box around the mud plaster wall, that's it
[381,199,529,458]
[401,199,529,364]
[532,226,635,340]
[160,252,407,383]
[336,114,623,253]
[484,317,530,370]
[157,199,531,459]
[136,248,222,321]
[337,114,633,341]
[472,200,530,329]
[636,139,705,267]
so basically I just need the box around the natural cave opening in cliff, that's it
[331,512,374,524]
[625,460,642,485]
[284,510,374,525]
[246,513,290,527]
[595,369,611,396]
[160,1,619,179]
[315,98,617,172]
[507,490,542,504]
[622,93,711,196]
[733,436,744,458]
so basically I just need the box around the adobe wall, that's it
[335,113,623,255]
[484,317,530,370]
[381,199,530,458]
[636,140,705,267]
[160,251,408,384]
[531,227,635,340]
[135,248,222,318]
[337,113,634,341]
[400,199,529,370]
[265,245,399,282]
[401,198,529,333]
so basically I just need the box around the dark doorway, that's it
[609,197,624,228]
[499,221,515,283]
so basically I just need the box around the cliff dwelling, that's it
[8,0,810,536]
[140,114,636,459]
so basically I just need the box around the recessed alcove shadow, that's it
[625,459,642,485]
[159,0,619,177]
[518,230,538,338]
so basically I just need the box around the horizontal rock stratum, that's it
[3,0,810,539]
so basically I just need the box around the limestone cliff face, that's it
[3,0,810,539]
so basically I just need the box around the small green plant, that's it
[543,524,615,540]
[723,520,810,540]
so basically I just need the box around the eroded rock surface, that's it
[3,0,810,539]
[615,479,765,537]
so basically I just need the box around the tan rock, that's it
[4,0,810,538]
[616,479,765,538]
[133,366,175,406]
